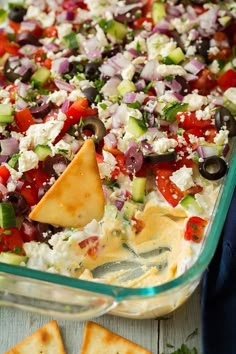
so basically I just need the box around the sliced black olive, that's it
[82,86,98,104]
[215,107,236,137]
[2,191,28,215]
[29,101,53,119]
[35,222,62,245]
[175,76,190,96]
[85,62,101,80]
[42,154,70,177]
[144,151,177,163]
[196,38,210,61]
[8,6,27,23]
[199,156,227,180]
[80,116,106,144]
[115,7,141,23]
[15,32,41,46]
[3,57,32,82]
[102,45,121,59]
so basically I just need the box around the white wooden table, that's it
[0,287,201,354]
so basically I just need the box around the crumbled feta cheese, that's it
[171,18,196,34]
[18,151,39,172]
[98,151,117,179]
[208,46,220,55]
[48,90,68,106]
[68,89,84,101]
[146,33,172,60]
[170,166,195,191]
[56,23,73,42]
[209,60,220,74]
[20,120,64,150]
[213,129,229,145]
[152,138,177,154]
[0,90,10,104]
[183,94,208,111]
[156,64,187,78]
[126,36,147,54]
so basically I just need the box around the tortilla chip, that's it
[4,320,66,354]
[29,139,105,228]
[80,321,152,354]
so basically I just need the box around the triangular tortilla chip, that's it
[80,321,152,354]
[4,320,66,354]
[29,139,105,228]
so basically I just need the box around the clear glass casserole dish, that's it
[0,139,235,320]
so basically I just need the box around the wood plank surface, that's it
[0,289,201,354]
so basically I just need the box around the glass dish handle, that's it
[0,273,117,319]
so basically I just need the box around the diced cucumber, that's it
[132,177,146,203]
[0,252,28,265]
[165,47,185,65]
[0,203,16,228]
[152,2,166,24]
[0,9,7,23]
[103,20,127,41]
[180,195,203,215]
[117,80,136,96]
[0,115,14,124]
[219,61,233,75]
[34,144,51,161]
[223,99,236,115]
[123,201,137,220]
[0,103,13,116]
[8,153,20,168]
[31,66,50,87]
[127,116,147,138]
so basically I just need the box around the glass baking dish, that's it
[0,138,235,320]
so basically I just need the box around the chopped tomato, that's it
[217,69,236,91]
[183,128,205,144]
[184,216,208,243]
[0,165,10,185]
[66,97,98,123]
[184,184,203,196]
[192,5,208,15]
[190,68,217,95]
[0,34,19,56]
[0,227,24,254]
[116,153,129,175]
[208,32,232,61]
[204,126,217,143]
[176,112,212,130]
[24,167,50,188]
[78,236,99,257]
[32,48,47,64]
[131,216,145,234]
[156,168,184,207]
[8,20,21,33]
[132,17,154,29]
[43,26,58,38]
[14,108,35,133]
[18,181,39,206]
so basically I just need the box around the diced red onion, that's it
[110,53,131,71]
[100,63,117,78]
[127,48,138,57]
[19,45,38,56]
[222,143,230,157]
[52,58,70,74]
[135,79,146,91]
[15,65,30,76]
[212,96,224,106]
[152,19,171,35]
[0,183,8,195]
[101,77,121,97]
[53,162,67,175]
[167,5,182,17]
[185,73,198,82]
[198,8,218,35]
[123,92,137,104]
[20,21,37,32]
[172,92,184,102]
[17,82,29,98]
[115,3,142,16]
[197,145,218,158]
[184,59,205,75]
[164,79,182,92]
[54,78,76,92]
[115,199,124,211]
[154,81,166,96]
[112,104,128,128]
[169,122,179,134]
[186,5,197,20]
[15,98,28,110]
[125,144,144,173]
[0,138,19,156]
[104,133,117,149]
[66,10,75,21]
[70,139,81,154]
[140,59,159,81]
[44,42,60,52]
[61,99,71,113]
[0,156,8,163]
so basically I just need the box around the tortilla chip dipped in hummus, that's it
[29,139,105,228]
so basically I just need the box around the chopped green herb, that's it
[103,178,120,190]
[14,246,23,255]
[143,81,154,93]
[63,31,79,49]
[99,103,108,110]
[186,328,199,342]
[127,101,141,109]
[169,344,198,354]
[94,79,105,91]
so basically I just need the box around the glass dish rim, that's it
[0,138,235,302]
